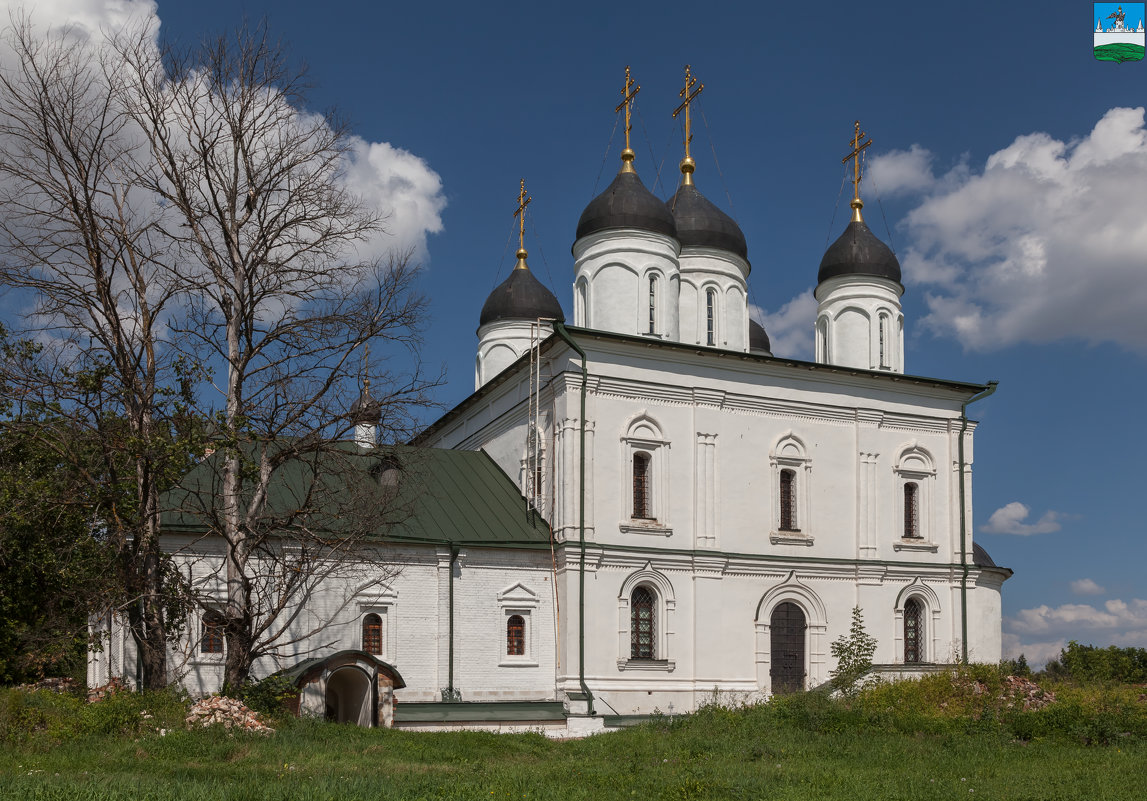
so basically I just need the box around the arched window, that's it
[705,288,717,346]
[903,482,920,538]
[506,614,525,656]
[200,611,224,655]
[779,468,797,531]
[630,586,656,659]
[903,598,922,664]
[361,613,383,655]
[647,274,658,335]
[633,452,652,519]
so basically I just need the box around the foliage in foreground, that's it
[2,670,1146,800]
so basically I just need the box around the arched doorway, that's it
[325,666,373,725]
[770,602,806,693]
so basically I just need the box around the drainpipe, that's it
[552,323,595,716]
[957,381,998,664]
[447,544,458,699]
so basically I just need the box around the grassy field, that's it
[2,671,1146,800]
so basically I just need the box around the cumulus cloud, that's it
[880,107,1147,352]
[341,138,445,261]
[867,144,937,196]
[753,291,817,359]
[1,1,445,265]
[1004,597,1147,668]
[980,501,1062,535]
[1070,578,1106,596]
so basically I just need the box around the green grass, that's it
[1094,43,1145,62]
[2,675,1147,800]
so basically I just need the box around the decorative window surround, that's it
[769,432,813,544]
[356,586,398,663]
[620,412,671,535]
[894,442,936,549]
[617,565,675,668]
[497,582,539,667]
[894,580,942,664]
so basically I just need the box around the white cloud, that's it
[341,138,445,261]
[867,144,936,196]
[753,290,817,360]
[1,1,445,267]
[1070,578,1106,596]
[887,107,1147,352]
[980,501,1062,535]
[1004,597,1147,667]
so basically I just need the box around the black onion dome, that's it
[972,542,997,568]
[478,261,565,328]
[817,219,902,285]
[748,318,772,355]
[666,182,748,260]
[350,386,382,425]
[575,170,677,241]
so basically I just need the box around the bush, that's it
[238,674,299,717]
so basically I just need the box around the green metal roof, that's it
[161,444,550,549]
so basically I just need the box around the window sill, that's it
[617,658,676,672]
[498,659,539,668]
[190,654,224,666]
[620,521,672,537]
[770,531,813,546]
[893,539,938,553]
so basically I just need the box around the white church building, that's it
[89,92,1010,731]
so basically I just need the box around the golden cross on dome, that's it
[672,65,704,163]
[513,178,532,264]
[615,65,641,152]
[842,120,873,219]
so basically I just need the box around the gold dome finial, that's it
[842,120,873,222]
[615,66,641,174]
[672,64,704,186]
[513,179,532,270]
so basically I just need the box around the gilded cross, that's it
[513,178,532,253]
[842,120,873,204]
[614,65,642,153]
[672,65,704,161]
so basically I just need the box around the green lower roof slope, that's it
[161,443,550,548]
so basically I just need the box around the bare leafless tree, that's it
[0,17,184,689]
[116,25,437,689]
[0,17,437,691]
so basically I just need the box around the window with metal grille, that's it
[630,586,655,659]
[362,613,382,655]
[648,275,658,334]
[633,452,652,519]
[904,482,920,538]
[779,468,798,531]
[506,614,525,656]
[904,598,922,663]
[200,611,224,655]
[706,289,717,346]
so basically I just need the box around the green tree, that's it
[829,606,878,696]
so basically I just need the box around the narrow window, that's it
[506,614,525,656]
[779,468,798,531]
[633,452,651,519]
[904,598,922,663]
[362,613,383,655]
[904,482,919,538]
[879,316,888,368]
[200,611,224,655]
[705,289,717,346]
[630,586,655,659]
[648,275,658,334]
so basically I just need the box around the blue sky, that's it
[5,0,1146,667]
